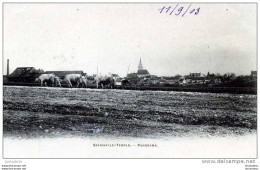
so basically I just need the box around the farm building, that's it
[127,73,139,84]
[163,76,182,85]
[44,71,86,79]
[189,73,201,77]
[7,67,44,82]
[180,74,206,85]
[3,75,8,83]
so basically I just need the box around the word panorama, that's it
[158,4,200,17]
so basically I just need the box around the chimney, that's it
[7,59,9,76]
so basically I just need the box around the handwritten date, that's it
[159,4,200,17]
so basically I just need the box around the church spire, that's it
[138,58,143,70]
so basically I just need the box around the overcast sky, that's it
[3,3,257,77]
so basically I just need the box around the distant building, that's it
[251,71,257,78]
[127,73,138,84]
[137,58,150,78]
[149,76,162,85]
[110,73,122,86]
[162,76,181,85]
[3,75,8,83]
[181,73,206,85]
[190,73,201,77]
[110,74,120,79]
[205,72,221,85]
[127,73,138,78]
[7,67,44,82]
[251,71,257,84]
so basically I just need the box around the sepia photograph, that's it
[2,2,257,159]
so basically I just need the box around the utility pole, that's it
[127,64,130,77]
[7,59,9,76]
[96,66,99,88]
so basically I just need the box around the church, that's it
[137,58,150,78]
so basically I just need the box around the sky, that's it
[3,3,257,77]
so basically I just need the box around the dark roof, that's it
[184,75,206,80]
[193,77,206,80]
[190,73,201,77]
[137,69,150,75]
[44,71,84,77]
[8,67,42,78]
[127,73,137,76]
[191,77,206,80]
[150,77,161,80]
[163,76,180,80]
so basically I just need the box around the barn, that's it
[7,67,44,82]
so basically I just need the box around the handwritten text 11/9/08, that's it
[159,4,200,17]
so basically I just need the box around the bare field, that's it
[3,86,257,139]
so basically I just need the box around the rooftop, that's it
[137,69,150,75]
[8,67,43,78]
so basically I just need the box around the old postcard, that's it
[2,3,257,160]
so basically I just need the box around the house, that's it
[138,78,151,86]
[251,71,257,81]
[182,75,193,85]
[251,71,257,78]
[251,70,257,85]
[163,76,181,85]
[127,73,138,78]
[189,73,201,77]
[180,73,206,85]
[127,73,139,84]
[114,77,123,86]
[7,67,44,82]
[110,74,122,86]
[137,69,150,78]
[191,76,206,84]
[205,72,222,85]
[149,76,162,85]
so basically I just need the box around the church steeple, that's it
[136,58,150,77]
[138,58,143,70]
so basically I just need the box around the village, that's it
[3,58,257,93]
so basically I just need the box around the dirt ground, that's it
[3,86,257,139]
